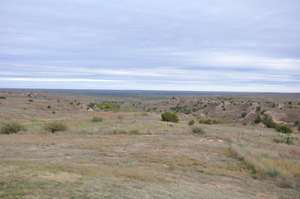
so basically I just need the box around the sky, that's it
[1,0,300,92]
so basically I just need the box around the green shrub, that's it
[0,96,6,99]
[0,122,25,134]
[91,116,103,122]
[188,120,195,126]
[265,168,280,177]
[44,121,67,133]
[254,115,261,124]
[256,106,261,112]
[198,118,219,125]
[262,115,277,128]
[276,124,292,134]
[192,127,205,135]
[161,112,179,123]
[170,106,192,114]
[96,102,120,111]
[273,134,294,145]
[241,112,247,118]
[295,121,300,132]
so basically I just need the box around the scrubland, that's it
[0,91,300,199]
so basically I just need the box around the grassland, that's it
[0,91,299,199]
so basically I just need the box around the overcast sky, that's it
[1,0,300,92]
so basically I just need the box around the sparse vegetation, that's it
[192,127,205,135]
[87,101,120,111]
[273,134,294,145]
[188,120,195,126]
[112,129,141,135]
[198,118,219,125]
[254,114,261,124]
[91,116,103,122]
[241,112,247,118]
[170,105,192,114]
[44,121,67,133]
[0,96,6,99]
[262,115,277,128]
[275,124,292,134]
[0,122,25,134]
[96,102,120,111]
[161,112,179,123]
[256,106,261,112]
[1,92,300,198]
[295,121,300,132]
[262,115,293,134]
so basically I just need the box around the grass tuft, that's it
[0,122,25,134]
[91,116,103,122]
[44,121,67,133]
[192,127,205,135]
[188,120,195,126]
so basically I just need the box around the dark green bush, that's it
[0,96,6,99]
[276,124,292,134]
[241,112,247,118]
[256,106,261,112]
[294,121,300,132]
[198,118,219,125]
[91,116,103,122]
[188,120,195,126]
[44,121,67,133]
[161,112,179,123]
[192,127,205,135]
[0,122,25,134]
[254,115,262,124]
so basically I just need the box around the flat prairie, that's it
[0,91,300,199]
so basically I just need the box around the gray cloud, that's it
[1,0,300,91]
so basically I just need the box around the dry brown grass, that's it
[0,91,300,199]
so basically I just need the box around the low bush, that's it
[198,118,219,125]
[0,96,6,99]
[262,115,293,134]
[91,116,103,122]
[192,127,205,135]
[161,112,179,123]
[0,122,25,134]
[295,121,300,132]
[254,115,262,124]
[112,129,141,135]
[170,106,192,114]
[241,112,247,118]
[273,134,294,145]
[262,115,277,128]
[188,120,195,126]
[44,121,67,133]
[96,102,120,111]
[256,106,261,112]
[276,124,292,134]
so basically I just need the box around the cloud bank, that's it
[1,0,300,92]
